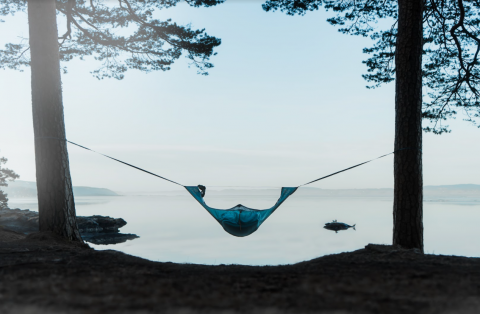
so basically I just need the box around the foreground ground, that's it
[0,227,479,314]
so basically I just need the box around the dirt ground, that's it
[1,228,479,314]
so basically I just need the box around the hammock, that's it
[37,137,406,237]
[185,186,298,237]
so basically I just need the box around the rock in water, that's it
[323,220,356,233]
[77,215,127,233]
[0,208,138,244]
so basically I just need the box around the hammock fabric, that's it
[37,137,407,237]
[185,186,298,237]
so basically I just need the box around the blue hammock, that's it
[184,186,298,237]
[38,137,406,237]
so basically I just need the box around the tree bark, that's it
[28,0,82,242]
[393,0,424,251]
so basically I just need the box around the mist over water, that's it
[9,192,480,265]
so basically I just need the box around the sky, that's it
[1,1,480,193]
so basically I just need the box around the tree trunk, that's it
[393,0,424,251]
[28,0,82,242]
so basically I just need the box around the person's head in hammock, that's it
[198,185,206,197]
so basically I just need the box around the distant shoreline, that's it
[3,181,480,198]
[2,180,119,198]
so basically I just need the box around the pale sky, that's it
[1,1,479,193]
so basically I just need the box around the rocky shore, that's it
[0,208,138,245]
[0,232,479,314]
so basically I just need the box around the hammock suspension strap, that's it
[36,137,413,237]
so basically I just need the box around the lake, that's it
[8,193,480,265]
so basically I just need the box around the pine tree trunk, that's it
[28,0,82,242]
[393,0,424,251]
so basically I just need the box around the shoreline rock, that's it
[0,208,139,245]
[77,215,127,233]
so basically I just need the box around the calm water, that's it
[9,193,480,265]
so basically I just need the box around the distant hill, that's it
[1,181,119,198]
[5,182,479,198]
[424,184,480,190]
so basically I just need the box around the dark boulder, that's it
[0,208,39,234]
[77,215,127,233]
